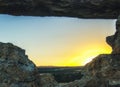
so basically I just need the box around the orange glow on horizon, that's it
[64,43,112,66]
[30,42,112,67]
[0,15,115,67]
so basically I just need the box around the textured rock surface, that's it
[40,73,58,87]
[83,54,120,87]
[107,16,120,54]
[0,0,120,18]
[0,42,59,87]
[0,42,41,87]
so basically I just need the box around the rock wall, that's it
[0,0,120,19]
[0,42,58,87]
[0,42,41,87]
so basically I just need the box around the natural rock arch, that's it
[0,0,120,87]
[0,0,119,53]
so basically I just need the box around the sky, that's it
[0,14,116,66]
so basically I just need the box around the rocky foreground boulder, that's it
[0,42,58,87]
[40,73,58,87]
[0,42,41,87]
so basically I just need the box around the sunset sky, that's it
[0,14,116,66]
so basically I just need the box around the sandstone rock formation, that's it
[0,42,41,87]
[0,0,120,18]
[107,16,120,54]
[40,73,58,87]
[0,42,59,87]
[83,54,120,87]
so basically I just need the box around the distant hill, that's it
[38,66,83,83]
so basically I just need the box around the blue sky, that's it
[0,14,116,66]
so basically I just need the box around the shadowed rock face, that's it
[0,42,41,87]
[83,54,120,87]
[59,54,120,87]
[40,73,58,87]
[0,42,58,87]
[107,16,120,54]
[0,0,120,18]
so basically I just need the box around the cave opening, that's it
[0,14,116,66]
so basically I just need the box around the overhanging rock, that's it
[0,0,120,19]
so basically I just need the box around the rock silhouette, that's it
[107,16,120,54]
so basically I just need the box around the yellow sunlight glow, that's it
[30,42,112,66]
[64,44,112,66]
